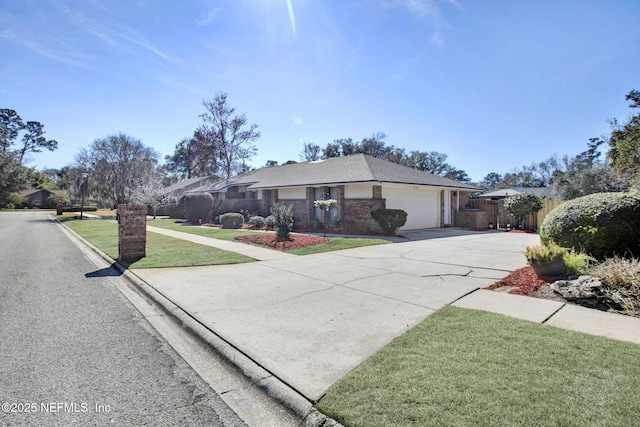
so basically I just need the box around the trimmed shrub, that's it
[62,205,98,212]
[5,202,15,209]
[539,192,640,260]
[7,192,25,208]
[248,215,265,227]
[503,193,544,228]
[270,202,294,239]
[220,213,244,229]
[264,215,276,227]
[371,208,408,235]
[184,192,214,224]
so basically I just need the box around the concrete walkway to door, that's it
[133,228,540,403]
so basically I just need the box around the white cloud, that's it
[389,0,459,47]
[196,8,220,26]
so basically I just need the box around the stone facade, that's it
[117,204,147,263]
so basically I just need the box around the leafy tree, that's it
[7,192,25,208]
[0,151,29,205]
[17,121,58,164]
[47,192,68,207]
[603,90,640,185]
[443,167,471,183]
[163,138,194,180]
[0,109,24,152]
[479,172,503,190]
[403,150,450,175]
[503,193,544,228]
[41,166,72,190]
[196,93,260,179]
[75,133,158,207]
[26,169,56,190]
[0,109,58,164]
[552,147,626,199]
[553,163,625,200]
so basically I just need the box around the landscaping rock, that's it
[550,276,603,300]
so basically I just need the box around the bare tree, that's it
[130,169,170,218]
[75,133,158,207]
[196,93,260,179]
[300,142,322,161]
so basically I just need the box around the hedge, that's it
[539,192,640,260]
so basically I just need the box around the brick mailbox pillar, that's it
[117,204,147,263]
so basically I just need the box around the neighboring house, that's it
[19,189,68,208]
[195,154,479,232]
[477,186,559,201]
[160,175,220,199]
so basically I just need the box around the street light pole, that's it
[80,173,88,220]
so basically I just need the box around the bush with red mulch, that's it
[235,234,329,251]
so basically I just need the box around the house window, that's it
[314,187,337,221]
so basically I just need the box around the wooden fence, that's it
[462,199,565,230]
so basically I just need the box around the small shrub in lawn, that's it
[270,203,294,239]
[371,208,407,235]
[264,215,276,227]
[248,216,265,227]
[220,212,244,229]
[184,192,214,224]
[540,192,640,260]
[5,202,15,209]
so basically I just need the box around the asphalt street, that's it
[0,211,246,427]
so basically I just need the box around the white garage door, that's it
[382,187,440,230]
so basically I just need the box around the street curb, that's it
[52,216,344,427]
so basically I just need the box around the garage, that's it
[382,185,440,230]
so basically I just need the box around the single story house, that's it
[160,175,220,199]
[195,154,479,232]
[476,186,559,201]
[19,189,68,208]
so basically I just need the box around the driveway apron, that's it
[133,230,540,402]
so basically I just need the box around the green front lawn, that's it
[64,219,255,268]
[148,218,391,254]
[147,218,266,241]
[317,306,640,427]
[288,236,390,255]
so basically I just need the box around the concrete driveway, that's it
[133,229,540,402]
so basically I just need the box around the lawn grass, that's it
[288,236,390,255]
[147,218,266,241]
[317,306,640,427]
[64,219,255,268]
[148,218,391,254]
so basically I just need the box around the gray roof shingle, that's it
[206,154,478,191]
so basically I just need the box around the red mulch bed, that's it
[486,266,554,296]
[235,234,329,251]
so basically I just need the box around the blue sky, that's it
[1,0,639,182]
